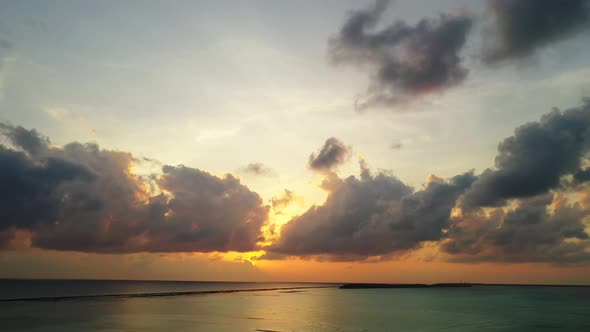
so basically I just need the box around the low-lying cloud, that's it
[268,164,476,260]
[3,99,590,264]
[267,99,590,263]
[0,124,268,253]
[443,194,590,263]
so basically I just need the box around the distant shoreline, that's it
[340,283,472,289]
[1,278,588,288]
[339,283,590,289]
[1,281,589,302]
[0,285,335,303]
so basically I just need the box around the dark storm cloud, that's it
[0,229,15,249]
[443,194,590,264]
[0,145,96,233]
[0,123,49,155]
[267,167,476,261]
[239,162,276,177]
[463,100,590,208]
[573,168,590,184]
[0,123,268,252]
[308,137,352,172]
[482,0,590,64]
[329,0,473,109]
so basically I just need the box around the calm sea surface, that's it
[1,279,589,331]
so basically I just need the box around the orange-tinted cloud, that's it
[0,123,268,253]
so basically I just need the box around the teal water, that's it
[1,280,589,331]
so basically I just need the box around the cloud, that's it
[0,123,268,253]
[0,229,18,249]
[482,0,590,63]
[267,165,475,261]
[391,141,403,150]
[0,144,96,232]
[239,162,276,177]
[308,137,352,172]
[4,98,590,264]
[147,165,268,252]
[0,123,50,155]
[448,99,590,265]
[443,194,590,264]
[266,98,590,263]
[446,99,590,264]
[329,0,473,109]
[270,189,302,210]
[573,167,590,184]
[463,100,590,208]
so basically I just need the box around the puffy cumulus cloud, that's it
[444,100,590,264]
[0,123,268,253]
[6,97,590,265]
[444,99,590,264]
[267,99,590,264]
[0,145,96,232]
[267,164,476,261]
[482,0,590,64]
[463,100,590,209]
[443,194,590,264]
[239,162,276,177]
[308,137,352,172]
[149,165,268,252]
[329,0,472,109]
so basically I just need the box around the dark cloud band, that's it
[3,100,590,264]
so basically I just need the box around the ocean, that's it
[1,279,589,331]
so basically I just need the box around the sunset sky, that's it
[1,0,590,284]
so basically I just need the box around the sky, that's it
[1,0,590,284]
